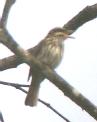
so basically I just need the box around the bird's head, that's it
[47,27,74,41]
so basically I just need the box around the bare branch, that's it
[39,99,70,122]
[0,80,29,87]
[0,48,32,71]
[63,3,97,34]
[0,0,16,28]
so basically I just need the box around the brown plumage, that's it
[25,27,72,107]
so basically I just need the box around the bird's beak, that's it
[68,35,75,39]
[64,33,75,39]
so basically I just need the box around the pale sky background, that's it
[0,0,97,122]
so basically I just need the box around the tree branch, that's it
[63,3,97,34]
[0,0,15,28]
[0,80,29,87]
[0,0,97,120]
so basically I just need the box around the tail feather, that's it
[25,79,40,106]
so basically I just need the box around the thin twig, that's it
[0,80,29,87]
[39,99,70,122]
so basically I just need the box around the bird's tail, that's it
[25,78,40,107]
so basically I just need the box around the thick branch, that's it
[0,48,33,71]
[0,0,15,28]
[63,3,97,34]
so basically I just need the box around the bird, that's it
[25,27,73,107]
